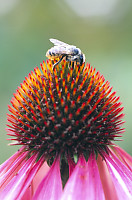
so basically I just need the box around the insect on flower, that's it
[46,38,85,69]
[1,54,132,199]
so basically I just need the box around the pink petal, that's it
[105,153,132,199]
[20,186,32,200]
[33,156,62,200]
[62,154,104,200]
[61,155,88,200]
[97,154,119,200]
[0,150,28,191]
[108,148,132,180]
[112,146,132,170]
[87,153,105,200]
[0,154,37,199]
[0,147,25,174]
[18,156,45,199]
[32,161,50,194]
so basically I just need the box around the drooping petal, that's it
[87,153,105,200]
[17,156,45,199]
[61,155,89,200]
[20,186,32,200]
[32,161,50,194]
[97,154,118,200]
[33,155,62,200]
[0,149,28,191]
[62,154,105,200]
[109,148,132,179]
[112,146,132,170]
[0,154,37,200]
[0,147,25,174]
[105,152,132,200]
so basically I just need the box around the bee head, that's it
[73,48,79,55]
[80,53,85,65]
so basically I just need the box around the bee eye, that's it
[49,51,52,56]
[74,48,79,55]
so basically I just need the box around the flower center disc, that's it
[7,60,124,159]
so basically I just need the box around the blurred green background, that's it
[0,0,132,164]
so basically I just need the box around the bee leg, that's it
[53,55,66,69]
[51,60,54,66]
[66,57,72,68]
[69,61,71,68]
[72,62,75,68]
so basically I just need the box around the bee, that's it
[46,38,85,69]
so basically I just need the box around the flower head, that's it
[0,59,132,199]
[7,60,124,157]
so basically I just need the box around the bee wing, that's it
[50,38,76,48]
[53,46,68,55]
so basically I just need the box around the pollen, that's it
[7,60,124,159]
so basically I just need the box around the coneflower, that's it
[0,59,132,200]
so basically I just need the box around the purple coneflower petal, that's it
[32,162,50,194]
[87,153,105,199]
[18,156,45,199]
[112,146,132,170]
[33,155,62,200]
[0,146,25,174]
[97,154,118,200]
[0,148,28,191]
[61,154,105,200]
[109,147,132,179]
[0,154,37,199]
[105,152,132,199]
[61,155,88,200]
